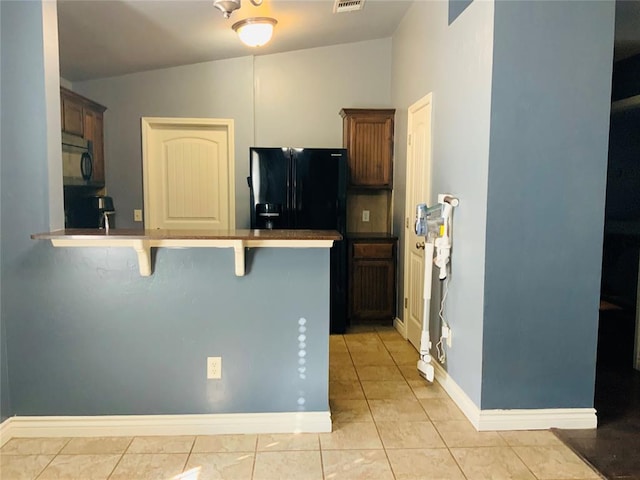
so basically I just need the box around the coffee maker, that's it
[65,193,116,230]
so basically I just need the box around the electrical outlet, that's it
[442,326,453,348]
[134,209,143,222]
[207,356,222,379]
[362,210,370,222]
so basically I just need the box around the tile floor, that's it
[0,325,603,480]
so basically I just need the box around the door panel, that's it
[249,148,290,229]
[164,139,220,219]
[292,148,347,230]
[142,118,234,230]
[292,148,348,334]
[404,95,433,350]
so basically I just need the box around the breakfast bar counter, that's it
[25,228,335,427]
[32,228,342,277]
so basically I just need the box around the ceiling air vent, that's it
[333,0,365,14]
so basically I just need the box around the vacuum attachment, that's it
[417,359,434,382]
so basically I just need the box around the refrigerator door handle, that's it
[290,153,297,226]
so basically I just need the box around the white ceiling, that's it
[58,0,640,83]
[57,0,413,81]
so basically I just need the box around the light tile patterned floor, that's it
[0,325,602,479]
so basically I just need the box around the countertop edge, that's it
[346,232,398,240]
[31,229,340,277]
[32,229,343,242]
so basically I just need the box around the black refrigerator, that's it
[248,147,348,334]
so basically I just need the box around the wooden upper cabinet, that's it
[61,91,84,136]
[340,108,395,189]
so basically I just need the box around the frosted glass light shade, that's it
[232,17,277,47]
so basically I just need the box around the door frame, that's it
[635,258,640,370]
[402,93,433,343]
[141,117,235,230]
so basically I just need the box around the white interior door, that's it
[404,94,433,350]
[141,117,235,230]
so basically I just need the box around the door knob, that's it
[416,241,425,250]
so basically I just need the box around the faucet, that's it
[101,211,115,233]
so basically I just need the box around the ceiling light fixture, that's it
[213,0,263,19]
[232,17,277,47]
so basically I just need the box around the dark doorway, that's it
[555,52,640,480]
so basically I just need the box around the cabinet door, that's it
[348,239,397,321]
[61,96,84,136]
[341,110,394,188]
[350,259,395,319]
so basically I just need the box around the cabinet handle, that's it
[415,242,425,250]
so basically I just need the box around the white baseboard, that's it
[394,317,407,339]
[477,408,597,431]
[432,363,597,431]
[0,411,331,443]
[432,362,482,427]
[0,417,14,447]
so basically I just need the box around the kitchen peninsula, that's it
[32,228,341,277]
[23,228,339,433]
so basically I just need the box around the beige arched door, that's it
[141,117,235,230]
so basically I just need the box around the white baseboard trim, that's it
[0,417,14,447]
[0,411,331,442]
[477,408,597,431]
[432,363,597,431]
[432,362,482,428]
[394,317,407,339]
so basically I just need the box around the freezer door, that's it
[249,147,291,229]
[291,148,347,231]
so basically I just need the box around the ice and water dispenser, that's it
[255,203,282,229]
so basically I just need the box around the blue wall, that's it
[448,0,473,25]
[0,0,330,418]
[1,0,51,422]
[391,0,495,407]
[1,325,8,421]
[482,0,614,409]
[5,246,330,415]
[1,0,619,421]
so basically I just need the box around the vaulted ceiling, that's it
[57,0,412,81]
[58,0,640,83]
